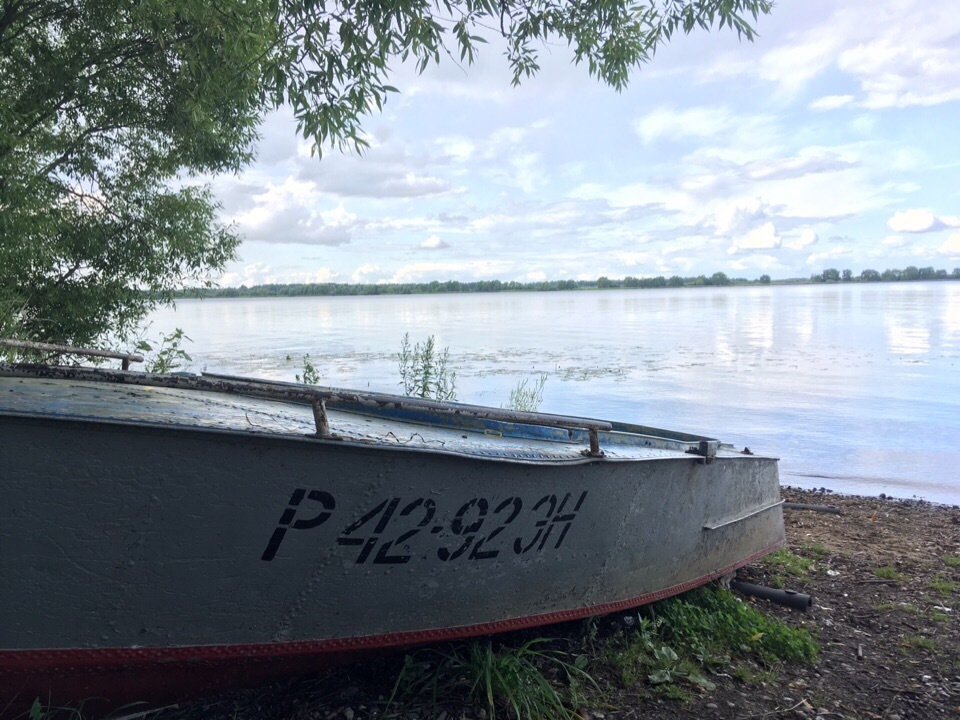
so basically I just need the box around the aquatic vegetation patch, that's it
[397,333,458,401]
[505,374,547,412]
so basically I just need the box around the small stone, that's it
[922,674,932,682]
[888,715,901,720]
[477,710,487,720]
[706,703,718,709]
[727,702,736,708]
[343,709,354,720]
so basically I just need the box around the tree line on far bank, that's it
[173,266,960,300]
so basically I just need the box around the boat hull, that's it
[0,399,783,707]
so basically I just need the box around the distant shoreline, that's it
[175,267,960,300]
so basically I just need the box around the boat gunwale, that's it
[0,363,730,459]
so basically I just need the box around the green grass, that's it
[799,543,830,561]
[928,575,957,596]
[389,638,595,720]
[929,610,951,623]
[873,602,920,615]
[760,549,818,587]
[900,635,937,651]
[600,585,817,705]
[649,586,819,666]
[943,555,960,568]
[390,586,819,719]
[873,566,905,582]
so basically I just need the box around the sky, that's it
[209,0,960,288]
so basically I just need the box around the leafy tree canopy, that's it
[0,0,773,348]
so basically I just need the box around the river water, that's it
[149,282,960,504]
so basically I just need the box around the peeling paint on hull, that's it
[0,372,785,708]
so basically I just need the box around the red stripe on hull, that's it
[0,541,783,711]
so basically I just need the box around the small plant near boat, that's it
[799,542,830,561]
[397,333,457,402]
[505,374,547,412]
[295,353,321,385]
[14,697,89,720]
[389,638,595,720]
[598,586,817,701]
[648,586,818,666]
[136,328,192,374]
[873,566,905,582]
[759,548,817,587]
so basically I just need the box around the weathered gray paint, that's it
[0,375,783,653]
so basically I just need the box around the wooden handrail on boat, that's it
[0,339,144,370]
[0,362,612,457]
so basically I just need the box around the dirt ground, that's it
[138,488,960,720]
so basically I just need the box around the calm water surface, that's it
[150,283,960,504]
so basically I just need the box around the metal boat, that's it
[0,340,784,708]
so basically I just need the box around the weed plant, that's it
[505,374,547,412]
[389,638,595,720]
[397,333,457,401]
[393,587,819,719]
[648,586,818,665]
[295,353,321,385]
[599,586,817,702]
[136,328,193,374]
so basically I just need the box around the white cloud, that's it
[728,222,782,254]
[351,264,382,283]
[839,32,960,108]
[520,270,548,282]
[387,260,514,284]
[886,208,960,233]
[436,136,475,162]
[220,263,340,287]
[634,106,732,144]
[418,235,450,250]
[758,34,843,96]
[809,95,855,111]
[806,246,853,266]
[882,235,906,247]
[785,229,819,250]
[940,232,960,257]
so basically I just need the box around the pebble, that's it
[343,709,354,720]
[888,715,901,720]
